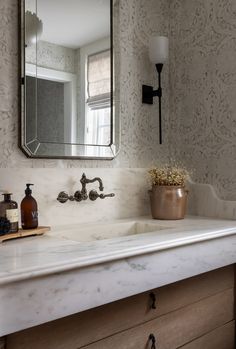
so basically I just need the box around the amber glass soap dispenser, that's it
[21,184,38,230]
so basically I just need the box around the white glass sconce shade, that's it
[149,36,169,64]
[25,11,43,47]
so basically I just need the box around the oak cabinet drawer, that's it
[179,321,235,349]
[7,266,235,349]
[148,265,234,317]
[81,289,234,349]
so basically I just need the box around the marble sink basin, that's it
[55,221,170,243]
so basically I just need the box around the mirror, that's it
[20,0,119,159]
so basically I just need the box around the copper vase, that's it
[149,186,188,220]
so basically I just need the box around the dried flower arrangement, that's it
[148,165,189,187]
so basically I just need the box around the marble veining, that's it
[0,168,150,227]
[1,216,236,284]
[188,180,236,219]
[1,168,236,232]
[0,216,236,336]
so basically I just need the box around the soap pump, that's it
[21,184,38,230]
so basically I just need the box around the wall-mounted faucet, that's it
[57,173,115,204]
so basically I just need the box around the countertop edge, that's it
[1,227,236,285]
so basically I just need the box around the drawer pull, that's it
[150,292,157,309]
[149,333,157,349]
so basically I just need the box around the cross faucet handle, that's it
[57,192,75,203]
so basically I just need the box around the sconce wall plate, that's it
[142,84,162,105]
[142,85,154,104]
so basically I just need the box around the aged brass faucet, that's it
[57,173,115,203]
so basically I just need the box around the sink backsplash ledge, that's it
[0,168,150,227]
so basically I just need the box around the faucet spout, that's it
[80,173,104,192]
[93,177,104,191]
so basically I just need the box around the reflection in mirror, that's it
[21,0,119,159]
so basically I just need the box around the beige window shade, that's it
[87,49,111,110]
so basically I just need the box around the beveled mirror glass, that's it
[20,0,119,159]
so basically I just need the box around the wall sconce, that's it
[142,36,169,144]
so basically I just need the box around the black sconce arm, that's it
[153,87,162,98]
[142,63,164,144]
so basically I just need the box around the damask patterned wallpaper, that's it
[169,0,236,200]
[26,41,76,73]
[0,0,169,168]
[1,0,236,199]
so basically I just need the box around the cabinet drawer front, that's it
[178,321,235,349]
[7,267,234,349]
[0,339,6,349]
[81,289,234,349]
[150,265,234,317]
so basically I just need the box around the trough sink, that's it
[55,221,170,243]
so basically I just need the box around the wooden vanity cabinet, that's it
[6,265,236,349]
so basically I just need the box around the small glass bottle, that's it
[0,192,19,233]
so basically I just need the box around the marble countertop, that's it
[1,215,236,285]
[1,215,236,336]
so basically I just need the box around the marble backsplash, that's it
[0,168,235,231]
[187,180,236,220]
[0,168,150,228]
